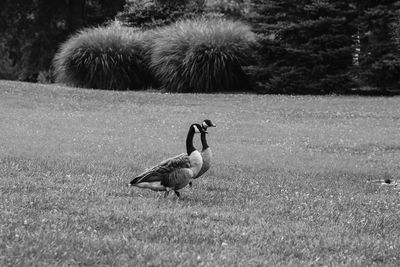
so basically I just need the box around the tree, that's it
[354,0,400,90]
[116,0,206,29]
[0,0,125,82]
[248,0,356,94]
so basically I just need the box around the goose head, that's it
[201,119,216,132]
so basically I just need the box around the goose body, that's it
[130,124,204,198]
[194,132,213,178]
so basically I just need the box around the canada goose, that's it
[130,123,206,198]
[189,119,216,187]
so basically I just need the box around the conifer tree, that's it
[250,0,356,94]
[354,0,400,90]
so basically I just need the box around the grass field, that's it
[1,80,400,266]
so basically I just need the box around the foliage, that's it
[116,0,207,29]
[354,1,400,90]
[0,40,17,80]
[149,17,256,93]
[247,0,357,94]
[2,0,400,94]
[205,0,252,19]
[0,0,125,82]
[394,11,400,49]
[246,0,400,94]
[53,24,152,90]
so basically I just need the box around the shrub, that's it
[149,17,256,93]
[53,23,153,90]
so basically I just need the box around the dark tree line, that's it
[247,0,400,93]
[0,0,124,81]
[355,1,400,90]
[1,0,400,94]
[247,0,357,93]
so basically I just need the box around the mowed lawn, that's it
[1,80,400,266]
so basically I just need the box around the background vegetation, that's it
[1,80,400,265]
[53,23,152,90]
[0,0,125,82]
[1,0,400,94]
[149,18,256,93]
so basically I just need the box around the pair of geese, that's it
[129,119,216,198]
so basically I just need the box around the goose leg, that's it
[174,191,181,199]
[189,182,193,188]
[164,191,170,198]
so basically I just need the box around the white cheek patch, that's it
[202,122,208,129]
[193,125,200,133]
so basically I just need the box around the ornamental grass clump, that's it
[150,18,256,93]
[53,24,152,90]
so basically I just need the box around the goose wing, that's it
[130,153,190,184]
[162,167,193,190]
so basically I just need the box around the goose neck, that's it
[186,126,196,155]
[200,132,209,151]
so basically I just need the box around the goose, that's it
[129,123,206,198]
[189,119,216,187]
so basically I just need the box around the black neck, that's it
[200,132,209,151]
[186,126,196,155]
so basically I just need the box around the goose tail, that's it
[130,171,153,185]
[129,172,166,191]
[129,176,142,186]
